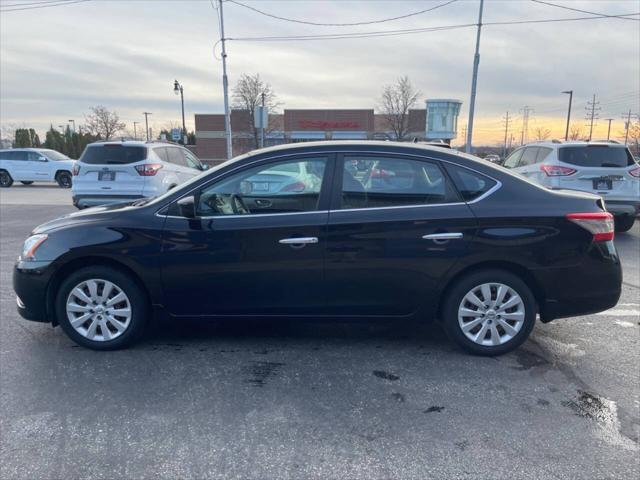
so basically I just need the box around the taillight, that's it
[566,212,614,242]
[135,163,163,176]
[541,165,576,176]
[282,181,306,192]
[72,164,80,176]
[629,166,640,178]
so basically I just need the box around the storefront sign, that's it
[298,120,360,130]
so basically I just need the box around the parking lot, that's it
[1,185,638,479]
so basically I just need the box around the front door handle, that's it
[422,232,463,244]
[279,237,319,248]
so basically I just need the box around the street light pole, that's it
[562,90,573,141]
[174,80,187,144]
[68,119,76,133]
[143,112,152,141]
[219,0,233,160]
[465,0,484,154]
[133,122,139,141]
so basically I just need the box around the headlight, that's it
[21,234,48,260]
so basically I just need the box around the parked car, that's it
[0,148,75,188]
[502,141,640,232]
[14,141,620,355]
[71,141,207,209]
[484,154,501,164]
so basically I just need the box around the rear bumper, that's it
[605,200,640,217]
[534,241,622,322]
[72,194,145,209]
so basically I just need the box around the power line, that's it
[229,13,640,42]
[530,0,639,22]
[0,0,89,12]
[227,0,458,27]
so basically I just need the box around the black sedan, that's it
[13,141,621,355]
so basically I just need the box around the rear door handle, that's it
[279,237,319,247]
[422,233,463,243]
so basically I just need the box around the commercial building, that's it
[190,104,460,164]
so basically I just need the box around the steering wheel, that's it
[230,194,250,214]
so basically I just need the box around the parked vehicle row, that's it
[502,141,640,232]
[14,141,621,355]
[0,148,75,188]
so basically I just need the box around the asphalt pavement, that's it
[1,186,638,480]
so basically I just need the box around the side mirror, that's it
[177,195,196,218]
[38,156,48,162]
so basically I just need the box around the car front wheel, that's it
[442,270,536,356]
[55,266,148,350]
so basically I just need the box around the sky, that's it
[1,0,639,146]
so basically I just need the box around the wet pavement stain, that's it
[562,390,615,424]
[373,370,400,381]
[391,392,405,403]
[242,361,285,387]
[424,406,445,413]
[454,440,469,451]
[537,399,550,406]
[512,349,550,371]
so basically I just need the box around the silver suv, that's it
[503,141,640,232]
[72,141,207,209]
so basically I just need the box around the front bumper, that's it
[72,194,145,209]
[13,260,55,323]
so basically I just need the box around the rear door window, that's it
[445,164,497,202]
[80,145,147,165]
[536,147,553,163]
[167,147,186,167]
[519,147,539,167]
[559,146,635,168]
[154,147,169,163]
[340,156,458,209]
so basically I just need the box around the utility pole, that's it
[562,90,573,141]
[502,111,511,157]
[260,92,266,149]
[461,125,467,150]
[133,122,139,141]
[219,0,233,160]
[622,110,632,145]
[520,106,533,145]
[604,118,614,141]
[465,0,484,154]
[143,112,152,141]
[585,94,600,141]
[68,119,76,133]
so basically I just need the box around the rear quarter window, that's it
[559,146,634,168]
[446,164,497,201]
[80,145,147,165]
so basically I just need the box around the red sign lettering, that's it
[298,120,360,130]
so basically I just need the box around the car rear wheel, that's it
[56,171,72,188]
[55,266,148,350]
[0,170,13,187]
[614,215,635,233]
[20,181,34,185]
[442,270,536,356]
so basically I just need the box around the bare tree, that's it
[232,73,279,148]
[84,105,126,140]
[569,125,583,140]
[534,127,551,141]
[379,76,421,141]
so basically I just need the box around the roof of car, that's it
[521,140,626,148]
[87,140,183,147]
[244,140,462,157]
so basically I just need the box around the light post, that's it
[68,119,76,133]
[562,90,573,141]
[174,80,187,144]
[143,112,152,141]
[133,121,140,141]
[58,125,66,134]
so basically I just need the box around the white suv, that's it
[0,148,75,188]
[72,141,207,209]
[503,141,640,232]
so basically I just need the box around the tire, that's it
[20,181,34,185]
[55,266,149,350]
[56,171,72,188]
[0,170,13,188]
[614,215,635,233]
[442,269,537,356]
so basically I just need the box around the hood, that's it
[32,201,135,234]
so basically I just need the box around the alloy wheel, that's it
[457,282,525,347]
[0,172,11,187]
[66,279,132,342]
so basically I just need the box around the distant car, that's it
[503,141,640,232]
[0,148,75,188]
[484,154,501,164]
[71,141,208,209]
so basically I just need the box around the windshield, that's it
[559,146,635,168]
[43,150,70,161]
[80,144,147,164]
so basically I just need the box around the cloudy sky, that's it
[1,0,638,145]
